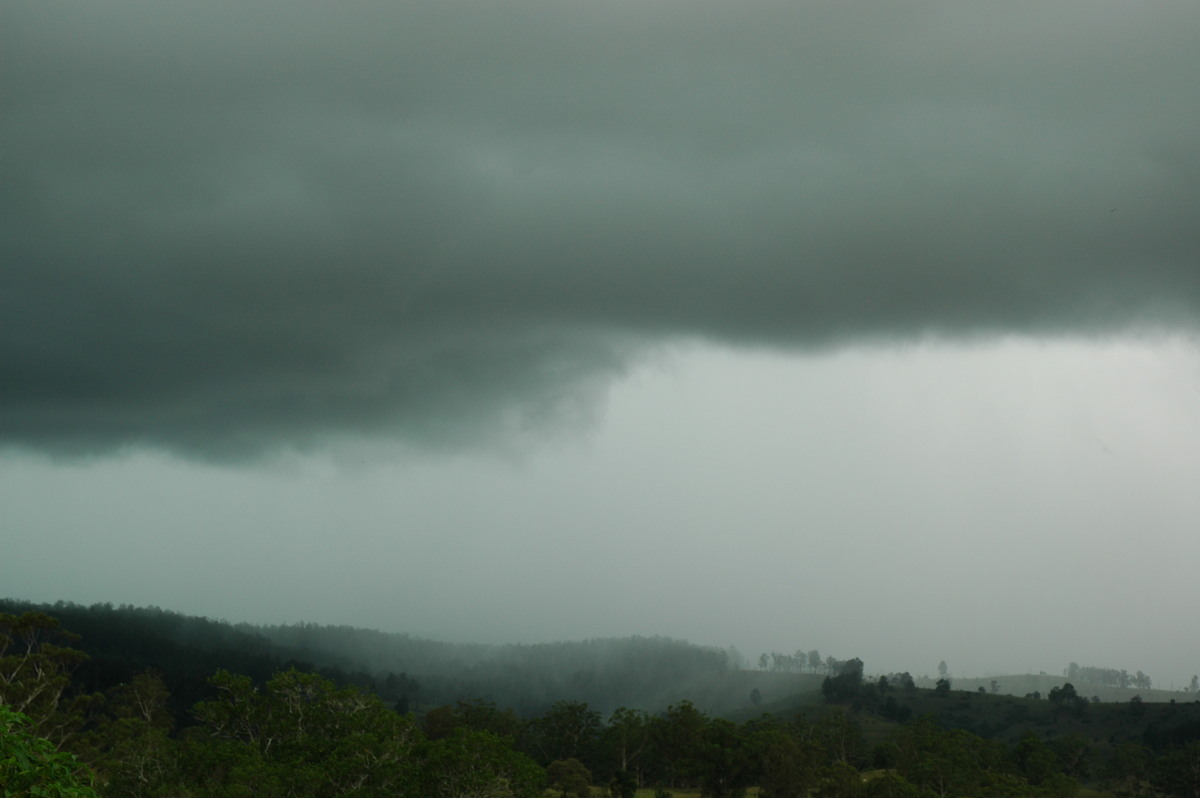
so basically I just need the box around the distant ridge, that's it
[0,598,735,716]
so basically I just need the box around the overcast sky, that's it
[3,1,1199,686]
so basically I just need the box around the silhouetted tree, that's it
[821,659,864,702]
[1048,683,1087,717]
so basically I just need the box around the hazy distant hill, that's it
[8,598,1199,797]
[5,597,1193,725]
[244,618,737,715]
[0,598,322,714]
[0,598,738,716]
[943,673,1186,704]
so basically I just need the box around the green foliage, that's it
[696,718,753,798]
[812,710,866,768]
[608,768,637,798]
[1014,730,1064,786]
[884,715,1031,797]
[603,707,652,782]
[1047,733,1091,780]
[0,600,320,717]
[861,771,921,798]
[1153,739,1200,798]
[813,761,863,797]
[423,698,522,742]
[0,705,98,798]
[96,723,181,798]
[185,667,422,796]
[528,700,601,765]
[546,757,592,798]
[82,671,182,797]
[878,696,911,723]
[418,727,545,798]
[1105,740,1151,789]
[752,727,822,798]
[0,612,97,747]
[14,602,1200,797]
[651,701,708,788]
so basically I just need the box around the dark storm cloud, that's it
[4,0,1199,457]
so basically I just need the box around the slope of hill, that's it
[951,673,1187,704]
[734,675,1200,758]
[0,598,736,716]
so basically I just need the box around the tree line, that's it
[6,608,1200,797]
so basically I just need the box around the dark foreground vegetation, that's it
[3,602,1199,797]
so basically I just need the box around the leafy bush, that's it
[0,705,98,798]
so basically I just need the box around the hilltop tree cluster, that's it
[758,649,881,681]
[1047,683,1090,717]
[758,649,827,674]
[1065,662,1153,690]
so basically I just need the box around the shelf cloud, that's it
[5,0,1199,458]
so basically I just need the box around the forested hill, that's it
[0,598,732,716]
[8,603,1200,797]
[249,619,735,715]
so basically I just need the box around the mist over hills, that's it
[8,596,1200,797]
[4,597,1192,719]
[0,598,742,717]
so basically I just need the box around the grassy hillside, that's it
[951,673,1189,704]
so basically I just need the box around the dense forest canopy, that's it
[4,600,1200,796]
